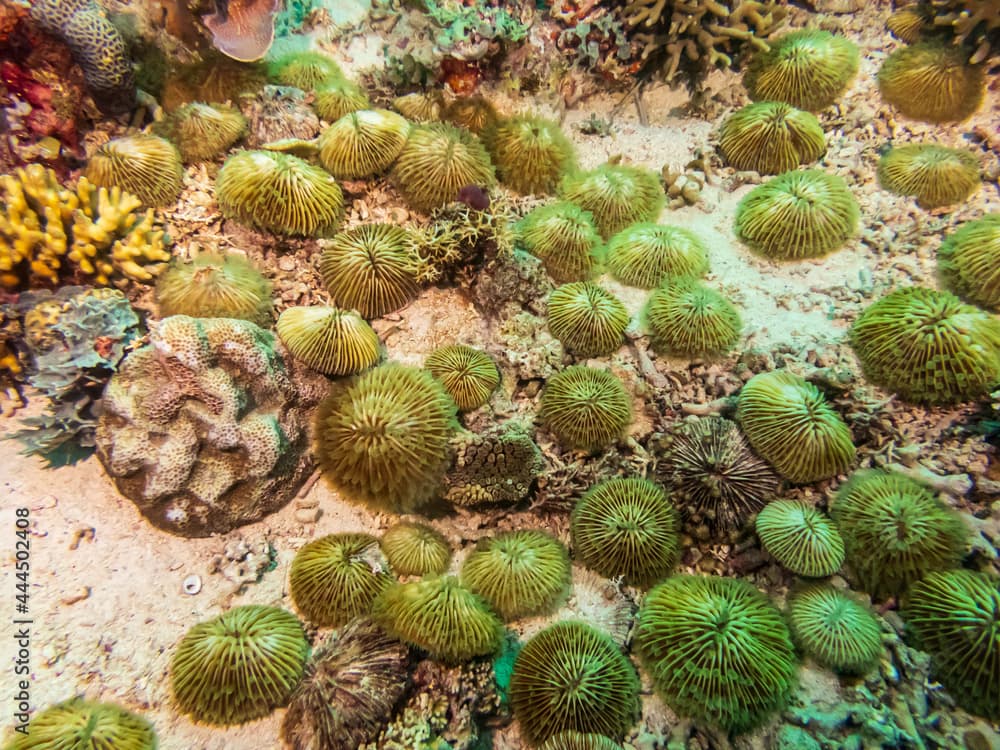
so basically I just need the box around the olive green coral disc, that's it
[718,101,826,175]
[539,732,625,750]
[877,143,980,209]
[606,223,710,289]
[516,201,604,283]
[878,41,985,123]
[6,698,157,750]
[424,344,500,411]
[547,281,629,357]
[170,605,308,726]
[313,78,371,122]
[156,252,272,325]
[317,109,410,179]
[644,279,741,358]
[755,499,844,577]
[85,134,184,207]
[276,305,381,376]
[559,164,665,239]
[540,365,633,452]
[381,521,452,576]
[484,114,577,195]
[850,286,1000,405]
[736,369,855,483]
[937,213,1000,312]
[788,585,883,674]
[154,102,247,163]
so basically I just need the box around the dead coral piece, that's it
[95,316,327,537]
[927,0,1000,64]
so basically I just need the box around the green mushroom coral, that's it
[937,213,1000,311]
[644,279,741,358]
[559,164,665,239]
[850,286,1000,405]
[540,365,633,452]
[153,102,247,163]
[755,499,845,578]
[878,41,985,123]
[483,115,577,195]
[392,123,496,211]
[787,584,883,674]
[276,306,381,376]
[317,109,410,180]
[5,698,157,750]
[424,344,500,411]
[718,101,826,175]
[268,51,344,90]
[85,134,184,208]
[547,281,629,357]
[606,223,710,289]
[877,143,980,209]
[381,521,452,577]
[517,201,604,283]
[155,251,272,325]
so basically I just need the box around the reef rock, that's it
[95,315,327,536]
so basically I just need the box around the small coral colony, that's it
[2,0,1000,746]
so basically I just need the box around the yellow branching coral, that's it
[0,165,171,290]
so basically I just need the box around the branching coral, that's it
[896,0,1000,63]
[0,166,171,290]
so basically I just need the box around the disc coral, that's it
[744,29,860,111]
[314,363,458,512]
[319,224,420,319]
[755,500,845,578]
[831,469,967,598]
[635,575,797,733]
[877,143,981,209]
[517,201,604,283]
[84,134,184,207]
[5,698,157,750]
[443,96,499,134]
[216,150,344,237]
[540,366,633,452]
[878,41,985,123]
[510,621,639,746]
[276,306,381,376]
[905,569,1000,720]
[788,585,883,674]
[268,51,343,90]
[170,605,309,726]
[718,101,826,175]
[734,169,859,260]
[539,733,624,750]
[392,123,496,211]
[371,574,504,663]
[484,115,577,195]
[461,529,571,620]
[547,281,629,357]
[937,213,1000,311]
[605,223,710,289]
[424,344,500,411]
[850,286,1000,405]
[559,164,665,239]
[316,109,410,179]
[644,279,741,358]
[289,532,394,627]
[571,477,680,586]
[281,617,410,750]
[381,521,452,576]
[155,251,272,325]
[154,102,247,162]
[313,78,371,122]
[736,370,856,484]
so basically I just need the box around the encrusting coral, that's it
[84,134,184,208]
[734,169,859,260]
[155,251,272,325]
[392,123,496,212]
[0,165,171,290]
[381,521,452,576]
[743,29,860,112]
[571,476,680,587]
[319,224,420,319]
[718,101,826,175]
[461,529,571,620]
[153,102,248,162]
[905,569,1000,720]
[540,365,633,452]
[510,620,639,746]
[444,421,544,508]
[216,150,344,236]
[281,617,410,750]
[313,363,458,513]
[937,213,1000,311]
[787,585,883,675]
[95,316,326,536]
[547,281,629,358]
[29,0,136,113]
[516,201,604,283]
[4,698,157,750]
[644,278,741,358]
[371,574,504,664]
[559,164,665,239]
[605,223,710,289]
[635,575,797,733]
[171,605,309,726]
[483,115,577,196]
[877,143,981,209]
[736,369,856,483]
[289,532,394,627]
[316,109,411,180]
[755,499,845,578]
[276,306,381,376]
[424,344,500,411]
[877,41,985,123]
[850,286,1000,405]
[831,469,968,598]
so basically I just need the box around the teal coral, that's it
[937,213,1000,311]
[4,698,156,750]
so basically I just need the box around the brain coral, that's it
[95,316,326,536]
[6,698,156,750]
[877,143,980,209]
[877,41,985,123]
[0,165,171,290]
[84,134,185,208]
[444,421,544,507]
[937,213,1000,311]
[29,0,136,114]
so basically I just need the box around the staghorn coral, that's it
[29,0,136,114]
[95,316,326,536]
[877,143,980,209]
[850,286,1000,405]
[787,584,883,675]
[171,605,308,726]
[0,165,171,290]
[510,620,639,746]
[516,201,604,283]
[424,344,499,412]
[276,306,381,376]
[5,698,156,750]
[381,522,452,577]
[605,223,709,289]
[84,135,184,208]
[937,213,1000,311]
[878,41,985,123]
[635,574,797,733]
[621,0,788,85]
[559,164,664,239]
[540,365,633,452]
[155,251,272,325]
[547,281,629,358]
[718,101,826,175]
[316,109,410,180]
[483,115,577,196]
[444,421,544,508]
[281,617,411,750]
[755,499,845,578]
[643,278,741,358]
[153,102,248,163]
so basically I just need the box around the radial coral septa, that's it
[605,223,710,289]
[559,164,665,239]
[718,101,826,175]
[755,499,845,577]
[276,305,381,376]
[424,344,500,411]
[788,584,883,674]
[877,41,986,124]
[317,109,410,179]
[517,201,604,283]
[154,102,248,163]
[877,143,981,209]
[7,698,157,750]
[156,251,272,325]
[381,521,452,576]
[937,213,1000,311]
[547,281,629,357]
[540,365,633,452]
[644,278,741,358]
[484,114,577,195]
[84,134,184,208]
